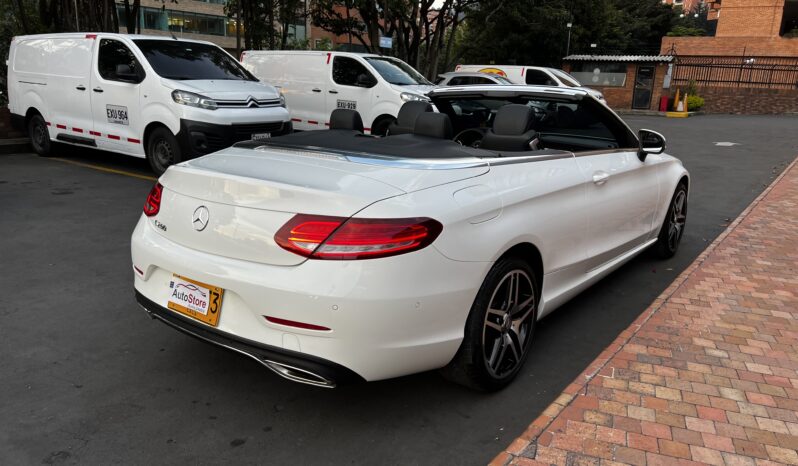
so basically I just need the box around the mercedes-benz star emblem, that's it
[192,206,209,232]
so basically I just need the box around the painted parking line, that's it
[50,157,157,182]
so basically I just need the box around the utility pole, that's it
[566,22,572,56]
[236,1,241,57]
[74,0,80,30]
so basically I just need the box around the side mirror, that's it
[356,73,376,88]
[638,129,666,161]
[115,64,140,83]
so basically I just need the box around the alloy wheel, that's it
[482,270,536,378]
[668,190,687,251]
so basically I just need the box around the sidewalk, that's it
[493,157,798,466]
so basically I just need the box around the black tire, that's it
[371,117,395,137]
[146,127,182,176]
[28,114,52,156]
[442,257,539,391]
[655,183,688,259]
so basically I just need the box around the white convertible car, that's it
[132,85,689,390]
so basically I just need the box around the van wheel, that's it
[28,114,52,156]
[441,257,538,391]
[371,117,394,137]
[146,127,182,175]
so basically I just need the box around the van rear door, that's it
[46,37,95,143]
[89,37,144,155]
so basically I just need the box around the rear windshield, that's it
[133,40,255,81]
[364,56,431,86]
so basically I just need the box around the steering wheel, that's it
[454,128,488,148]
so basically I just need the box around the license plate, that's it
[167,274,224,327]
[252,133,271,140]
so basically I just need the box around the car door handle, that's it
[93,87,104,93]
[76,85,86,91]
[592,171,610,185]
[328,90,338,94]
[312,88,322,93]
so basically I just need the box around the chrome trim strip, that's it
[141,305,336,388]
[253,144,489,170]
[488,152,574,165]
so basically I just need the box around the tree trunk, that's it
[14,0,30,34]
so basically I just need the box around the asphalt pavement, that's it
[1,115,797,465]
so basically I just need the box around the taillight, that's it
[275,214,442,260]
[143,182,163,217]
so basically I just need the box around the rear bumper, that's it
[136,290,364,387]
[131,215,489,383]
[177,118,293,158]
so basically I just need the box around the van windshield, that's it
[364,57,432,86]
[133,40,255,81]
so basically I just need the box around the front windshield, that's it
[551,69,582,87]
[364,56,432,86]
[134,40,255,81]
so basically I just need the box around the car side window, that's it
[98,39,142,82]
[332,56,376,87]
[525,70,556,86]
[448,76,470,86]
[473,77,495,85]
[535,100,634,149]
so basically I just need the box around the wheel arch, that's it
[370,113,397,135]
[24,106,44,125]
[143,121,173,151]
[497,242,544,296]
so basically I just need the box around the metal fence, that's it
[672,56,798,89]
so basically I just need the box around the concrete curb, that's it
[0,138,32,155]
[490,154,798,465]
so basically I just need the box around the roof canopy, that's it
[563,55,673,63]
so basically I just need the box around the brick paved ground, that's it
[493,157,798,466]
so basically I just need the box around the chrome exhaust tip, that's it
[262,360,336,388]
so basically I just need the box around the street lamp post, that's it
[566,22,572,56]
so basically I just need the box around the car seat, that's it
[479,104,538,151]
[387,101,433,135]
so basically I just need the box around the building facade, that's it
[661,0,798,56]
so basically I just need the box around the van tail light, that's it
[143,182,163,217]
[275,214,442,260]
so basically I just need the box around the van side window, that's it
[525,70,556,86]
[98,39,142,82]
[332,56,375,87]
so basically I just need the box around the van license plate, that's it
[167,274,224,327]
[252,133,271,140]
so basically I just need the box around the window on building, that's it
[98,39,143,82]
[781,0,798,37]
[569,62,628,87]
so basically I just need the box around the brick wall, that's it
[715,0,784,38]
[662,36,798,57]
[696,86,798,113]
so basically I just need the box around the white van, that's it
[7,33,291,174]
[241,51,435,135]
[454,64,605,102]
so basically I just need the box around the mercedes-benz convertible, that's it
[132,85,689,390]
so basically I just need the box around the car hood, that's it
[389,84,437,97]
[161,79,281,100]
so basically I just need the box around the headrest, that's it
[414,112,453,139]
[492,104,535,136]
[396,101,433,127]
[329,108,364,132]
